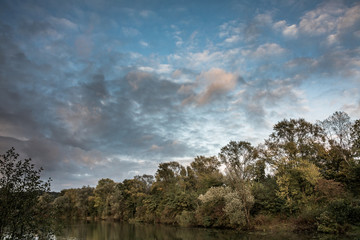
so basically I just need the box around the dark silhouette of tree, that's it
[0,147,51,239]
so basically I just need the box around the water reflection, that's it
[56,221,353,240]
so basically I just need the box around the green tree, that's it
[266,118,325,166]
[351,119,360,157]
[190,156,223,193]
[94,178,116,218]
[219,141,257,183]
[0,147,51,239]
[219,141,257,227]
[265,119,326,213]
[197,186,231,227]
[275,159,321,213]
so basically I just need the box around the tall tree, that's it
[190,156,223,192]
[319,112,355,182]
[94,178,116,218]
[219,141,257,227]
[351,119,360,158]
[265,118,325,167]
[219,141,257,183]
[265,119,326,213]
[0,147,51,239]
[320,111,352,150]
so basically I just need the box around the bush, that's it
[295,204,323,232]
[176,210,196,227]
[348,205,360,225]
[317,211,339,234]
[327,199,351,225]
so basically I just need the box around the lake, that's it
[54,221,359,240]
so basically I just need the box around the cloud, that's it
[181,68,239,105]
[285,48,360,79]
[0,19,208,190]
[271,2,360,46]
[294,1,360,46]
[243,43,286,58]
[48,16,78,30]
[337,4,360,30]
[233,78,307,127]
[122,27,140,37]
[343,99,360,118]
[273,20,298,38]
[139,10,155,18]
[75,35,93,57]
[219,13,274,44]
[1,0,359,192]
[299,1,344,36]
[139,40,149,47]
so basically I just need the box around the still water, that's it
[56,221,355,240]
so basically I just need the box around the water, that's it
[55,221,357,240]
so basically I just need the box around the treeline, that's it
[49,111,360,234]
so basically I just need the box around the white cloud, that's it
[225,35,241,43]
[273,20,298,38]
[187,50,223,67]
[338,4,360,30]
[138,66,154,72]
[219,20,242,42]
[272,2,360,45]
[327,33,338,45]
[273,20,286,30]
[283,24,298,37]
[298,2,344,36]
[122,27,140,37]
[140,10,155,18]
[139,40,149,47]
[150,144,162,150]
[156,64,173,74]
[245,43,286,58]
[174,36,183,47]
[254,13,273,25]
[49,17,78,30]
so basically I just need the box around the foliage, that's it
[175,210,196,227]
[197,186,230,227]
[317,211,340,234]
[275,159,321,213]
[0,148,51,239]
[219,141,257,183]
[29,111,360,234]
[190,156,223,193]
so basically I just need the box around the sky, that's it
[1,0,360,191]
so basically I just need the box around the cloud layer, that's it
[0,0,359,190]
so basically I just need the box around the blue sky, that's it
[1,0,360,191]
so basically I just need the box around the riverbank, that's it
[55,220,360,240]
[70,214,360,238]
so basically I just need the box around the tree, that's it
[218,141,257,227]
[265,118,325,166]
[320,111,352,150]
[94,178,116,218]
[0,147,51,239]
[155,161,185,184]
[219,141,257,183]
[190,156,223,193]
[351,119,360,158]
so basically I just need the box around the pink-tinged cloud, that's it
[182,68,238,105]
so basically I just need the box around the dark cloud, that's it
[1,0,359,191]
[0,18,205,191]
[233,77,306,127]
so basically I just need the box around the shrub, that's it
[176,210,196,227]
[317,211,339,234]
